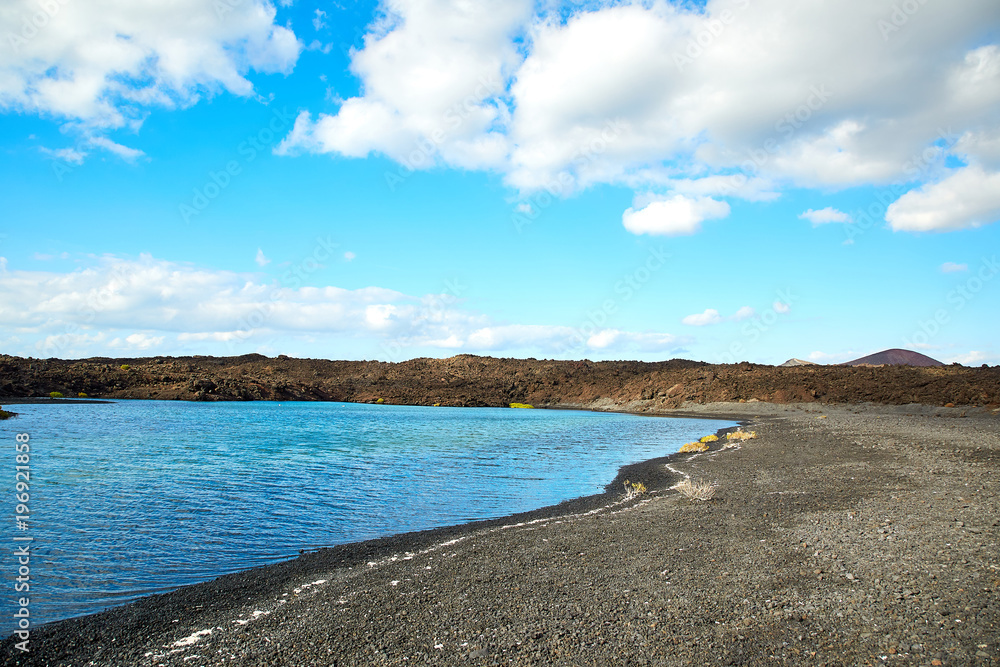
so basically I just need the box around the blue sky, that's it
[1,0,999,365]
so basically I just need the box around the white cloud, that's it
[313,9,327,31]
[682,309,723,327]
[941,262,969,273]
[462,325,683,356]
[886,165,1000,232]
[255,248,271,267]
[682,305,754,326]
[279,0,1000,235]
[799,207,852,225]
[343,251,356,261]
[87,137,145,162]
[111,333,165,350]
[0,0,301,141]
[276,0,530,170]
[808,350,852,364]
[40,146,86,164]
[622,195,730,236]
[0,254,686,359]
[944,350,992,366]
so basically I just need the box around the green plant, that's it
[623,479,647,500]
[509,403,534,409]
[674,478,717,501]
[0,409,15,420]
[120,364,130,371]
[78,392,88,398]
[49,391,64,399]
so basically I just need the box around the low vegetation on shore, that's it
[673,478,717,501]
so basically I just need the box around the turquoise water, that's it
[0,400,734,632]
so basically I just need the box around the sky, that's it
[0,0,998,366]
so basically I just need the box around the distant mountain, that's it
[842,348,944,367]
[778,358,819,367]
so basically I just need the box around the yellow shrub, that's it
[623,479,647,499]
[699,434,719,443]
[726,430,757,441]
[679,441,709,453]
[376,398,384,404]
[49,391,64,399]
[509,403,534,409]
[78,392,88,398]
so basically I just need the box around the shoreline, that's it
[0,403,743,632]
[3,402,998,665]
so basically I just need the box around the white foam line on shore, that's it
[356,494,644,576]
[665,464,690,479]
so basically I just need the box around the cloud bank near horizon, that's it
[0,255,689,360]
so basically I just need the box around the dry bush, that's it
[674,478,717,501]
[700,434,719,443]
[622,479,647,500]
[679,441,709,453]
[726,429,757,442]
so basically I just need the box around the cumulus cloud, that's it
[622,195,730,236]
[0,254,686,359]
[683,305,755,326]
[682,309,723,327]
[278,0,1000,235]
[255,248,271,267]
[941,262,969,273]
[886,165,1000,232]
[276,0,529,170]
[0,0,301,146]
[799,207,852,225]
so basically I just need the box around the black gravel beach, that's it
[4,402,999,666]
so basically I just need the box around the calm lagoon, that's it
[1,400,735,632]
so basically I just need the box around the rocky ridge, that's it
[0,353,997,408]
